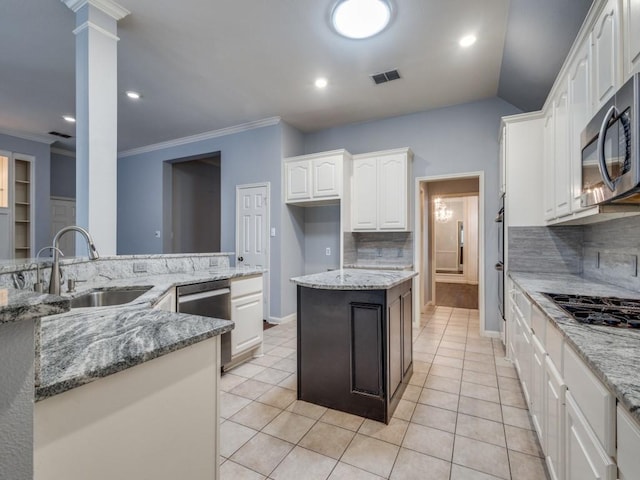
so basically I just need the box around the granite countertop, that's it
[509,272,640,422]
[37,267,263,400]
[343,263,414,271]
[291,268,417,290]
[0,288,69,324]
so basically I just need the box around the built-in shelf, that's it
[13,158,31,259]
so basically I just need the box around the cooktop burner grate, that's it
[543,292,640,328]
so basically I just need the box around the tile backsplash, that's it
[343,232,413,267]
[509,215,640,292]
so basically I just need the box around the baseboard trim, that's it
[482,330,501,339]
[267,312,296,325]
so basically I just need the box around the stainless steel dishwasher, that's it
[176,280,232,364]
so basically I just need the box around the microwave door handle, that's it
[597,105,618,192]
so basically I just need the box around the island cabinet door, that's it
[402,288,413,376]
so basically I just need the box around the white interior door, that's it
[236,183,270,320]
[50,197,76,256]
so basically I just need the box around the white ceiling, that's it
[0,0,590,152]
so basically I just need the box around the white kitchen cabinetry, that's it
[543,110,556,221]
[553,90,572,218]
[284,150,350,206]
[500,113,544,227]
[564,392,616,480]
[230,275,263,358]
[531,332,546,445]
[545,357,566,480]
[351,148,412,232]
[592,0,622,110]
[567,41,592,213]
[617,404,640,480]
[622,0,640,77]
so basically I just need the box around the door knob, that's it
[238,256,244,262]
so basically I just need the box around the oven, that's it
[581,73,640,206]
[177,280,232,364]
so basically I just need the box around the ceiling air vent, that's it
[370,69,401,85]
[48,131,72,139]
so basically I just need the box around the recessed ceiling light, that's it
[315,78,328,89]
[126,91,141,100]
[62,115,76,123]
[331,0,391,39]
[459,35,477,47]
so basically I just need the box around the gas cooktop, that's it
[543,293,640,328]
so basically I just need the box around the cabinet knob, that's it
[238,256,244,262]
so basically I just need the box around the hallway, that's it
[219,307,548,479]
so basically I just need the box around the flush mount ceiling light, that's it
[62,115,76,123]
[459,34,477,47]
[126,90,141,100]
[315,77,328,88]
[331,0,392,39]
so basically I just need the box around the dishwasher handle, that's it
[178,288,230,304]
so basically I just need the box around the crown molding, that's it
[118,117,282,159]
[61,0,130,20]
[0,128,57,145]
[51,147,76,158]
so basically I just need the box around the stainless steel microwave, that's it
[581,73,640,207]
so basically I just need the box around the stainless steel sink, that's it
[70,286,152,308]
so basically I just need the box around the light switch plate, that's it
[271,227,276,237]
[326,247,331,256]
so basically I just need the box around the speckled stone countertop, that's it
[0,288,69,324]
[37,267,263,401]
[343,263,414,271]
[291,268,417,290]
[509,272,640,423]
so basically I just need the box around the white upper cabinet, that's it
[543,110,556,221]
[622,0,640,78]
[554,89,572,218]
[284,150,350,206]
[568,42,592,213]
[592,0,621,109]
[351,148,412,232]
[285,159,312,202]
[352,156,378,230]
[501,113,544,227]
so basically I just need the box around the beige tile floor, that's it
[220,306,550,480]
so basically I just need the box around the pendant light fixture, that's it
[331,0,392,39]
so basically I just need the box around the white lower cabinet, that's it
[230,292,263,356]
[564,392,616,480]
[545,357,566,480]
[617,404,640,480]
[531,334,546,446]
[230,276,263,357]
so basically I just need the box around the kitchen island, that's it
[291,269,417,423]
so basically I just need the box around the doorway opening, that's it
[163,153,221,254]
[414,172,485,330]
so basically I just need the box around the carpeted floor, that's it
[435,282,478,309]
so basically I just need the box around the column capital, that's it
[61,0,130,20]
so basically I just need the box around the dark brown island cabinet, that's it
[296,279,413,424]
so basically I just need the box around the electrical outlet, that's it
[325,247,331,256]
[133,262,147,273]
[154,230,161,238]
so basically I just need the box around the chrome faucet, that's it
[48,226,99,295]
[34,246,64,293]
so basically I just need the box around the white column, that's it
[62,0,129,255]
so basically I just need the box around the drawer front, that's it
[231,275,263,298]
[515,288,532,327]
[563,344,615,455]
[617,405,640,480]
[545,319,564,375]
[565,392,616,480]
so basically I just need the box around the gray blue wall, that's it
[0,133,52,252]
[303,205,340,275]
[304,97,521,331]
[50,152,76,198]
[118,123,300,319]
